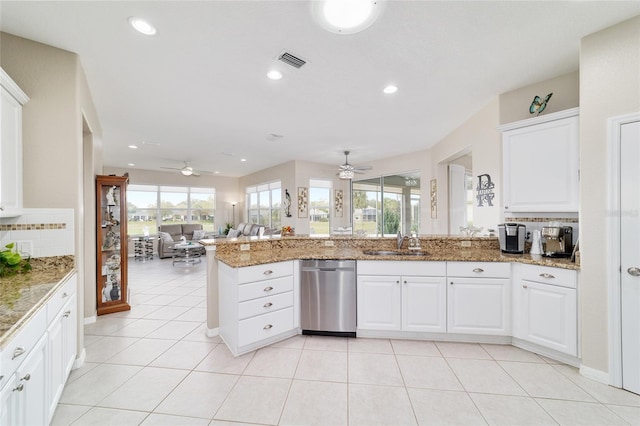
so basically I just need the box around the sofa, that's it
[227,222,274,238]
[157,224,207,259]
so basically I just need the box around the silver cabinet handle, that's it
[628,267,640,277]
[12,347,26,360]
[263,270,273,275]
[20,374,30,382]
[263,286,273,292]
[13,384,24,392]
[63,310,71,318]
[396,280,400,284]
[404,280,407,284]
[263,302,273,308]
[523,284,528,289]
[450,281,454,285]
[539,273,555,279]
[263,324,273,330]
[473,268,484,273]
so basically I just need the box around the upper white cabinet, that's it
[0,68,29,218]
[500,108,579,213]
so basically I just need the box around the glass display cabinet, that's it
[96,174,130,315]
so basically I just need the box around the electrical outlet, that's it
[461,240,472,247]
[16,240,33,256]
[240,244,250,251]
[324,240,335,247]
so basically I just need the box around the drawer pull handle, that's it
[396,280,400,284]
[63,310,71,318]
[263,324,273,330]
[263,270,273,275]
[12,347,26,360]
[523,284,528,289]
[264,286,274,292]
[263,302,273,308]
[450,281,454,285]
[13,384,24,392]
[20,374,30,382]
[473,268,484,273]
[539,273,555,279]
[62,292,69,298]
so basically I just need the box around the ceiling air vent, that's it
[278,51,306,69]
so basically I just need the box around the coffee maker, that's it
[541,225,573,258]
[498,223,526,254]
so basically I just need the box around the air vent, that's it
[278,51,306,69]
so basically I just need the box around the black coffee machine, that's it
[498,223,526,254]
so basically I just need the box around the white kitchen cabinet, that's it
[513,264,577,356]
[0,68,29,218]
[357,261,447,333]
[219,260,297,356]
[500,108,579,213]
[447,262,511,335]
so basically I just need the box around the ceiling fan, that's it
[337,151,372,179]
[160,161,211,177]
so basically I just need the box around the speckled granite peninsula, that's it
[0,255,75,346]
[200,235,579,270]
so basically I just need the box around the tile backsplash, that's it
[0,208,74,257]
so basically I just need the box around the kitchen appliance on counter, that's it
[541,225,573,258]
[498,223,526,254]
[301,259,356,337]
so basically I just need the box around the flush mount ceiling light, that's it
[383,85,398,94]
[312,0,383,35]
[267,70,283,80]
[128,17,157,35]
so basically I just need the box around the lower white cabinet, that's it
[48,293,77,419]
[447,262,511,335]
[513,264,577,356]
[357,275,402,331]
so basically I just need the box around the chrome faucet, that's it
[397,231,408,249]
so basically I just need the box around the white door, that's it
[449,164,467,234]
[621,120,640,395]
[402,276,447,332]
[357,275,401,331]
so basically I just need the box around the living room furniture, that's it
[172,242,203,266]
[132,237,154,261]
[96,174,130,315]
[157,223,207,258]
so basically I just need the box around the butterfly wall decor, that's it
[529,92,553,115]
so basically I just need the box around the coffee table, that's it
[172,242,203,266]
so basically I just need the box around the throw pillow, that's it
[193,229,207,240]
[158,231,173,243]
[227,229,240,238]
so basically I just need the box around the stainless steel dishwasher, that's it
[300,259,356,337]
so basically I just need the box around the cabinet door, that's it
[357,275,401,331]
[0,85,24,217]
[0,375,18,426]
[402,276,447,332]
[520,280,577,356]
[448,278,510,335]
[13,334,48,426]
[502,112,579,212]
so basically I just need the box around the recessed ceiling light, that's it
[214,171,220,174]
[240,158,247,162]
[267,70,283,80]
[312,0,383,35]
[128,145,138,149]
[128,17,157,36]
[128,163,135,167]
[383,85,398,94]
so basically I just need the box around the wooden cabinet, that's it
[513,264,577,356]
[0,68,29,218]
[357,261,447,333]
[447,262,511,335]
[500,108,579,213]
[96,175,130,315]
[219,260,297,356]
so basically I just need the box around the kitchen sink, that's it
[401,251,429,256]
[362,250,429,256]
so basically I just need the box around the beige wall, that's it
[579,16,640,373]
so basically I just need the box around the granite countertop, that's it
[0,256,75,347]
[215,247,579,270]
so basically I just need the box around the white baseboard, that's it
[580,364,610,385]
[84,315,97,325]
[206,327,219,337]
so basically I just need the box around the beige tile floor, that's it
[52,258,640,425]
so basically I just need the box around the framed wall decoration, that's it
[334,189,344,217]
[430,179,437,219]
[297,187,308,218]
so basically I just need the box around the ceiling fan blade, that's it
[160,167,182,171]
[355,165,373,171]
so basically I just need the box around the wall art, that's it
[476,174,495,207]
[334,189,344,217]
[297,187,308,218]
[430,179,437,219]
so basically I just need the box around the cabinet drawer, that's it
[0,306,47,389]
[238,307,294,347]
[357,260,446,276]
[238,276,294,302]
[237,261,293,284]
[47,274,77,323]
[238,291,294,320]
[447,261,511,278]
[521,265,576,289]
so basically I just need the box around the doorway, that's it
[609,113,640,395]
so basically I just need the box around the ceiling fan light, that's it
[313,0,383,35]
[181,167,193,176]
[339,169,355,179]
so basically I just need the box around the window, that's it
[309,179,332,236]
[127,185,215,235]
[352,173,420,236]
[246,181,281,228]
